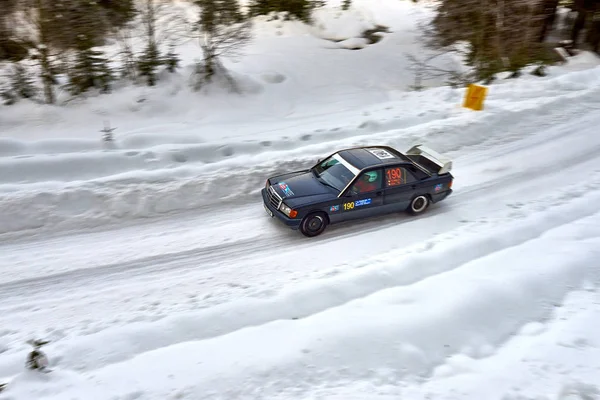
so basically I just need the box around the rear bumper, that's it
[261,188,302,229]
[432,188,452,203]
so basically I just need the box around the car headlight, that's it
[279,203,298,218]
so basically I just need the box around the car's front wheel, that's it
[407,195,430,215]
[299,212,328,237]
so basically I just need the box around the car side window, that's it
[385,166,416,187]
[350,169,383,194]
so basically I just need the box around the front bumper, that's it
[261,188,302,229]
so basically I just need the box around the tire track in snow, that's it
[8,227,600,400]
[1,73,599,238]
[1,181,598,378]
[1,112,600,323]
[0,107,599,364]
[1,132,599,302]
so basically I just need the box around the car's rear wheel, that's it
[299,212,328,237]
[407,195,430,215]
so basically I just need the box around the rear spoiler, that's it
[405,144,453,174]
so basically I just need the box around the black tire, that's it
[407,195,430,215]
[299,212,328,237]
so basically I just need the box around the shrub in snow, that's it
[101,121,117,149]
[248,0,322,23]
[1,88,17,106]
[164,43,180,73]
[135,0,177,86]
[25,339,50,372]
[1,62,37,105]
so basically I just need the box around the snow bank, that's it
[2,63,600,238]
[310,7,378,42]
[1,183,598,378]
[3,194,599,399]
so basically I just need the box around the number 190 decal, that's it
[343,198,372,210]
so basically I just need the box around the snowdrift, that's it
[1,65,600,238]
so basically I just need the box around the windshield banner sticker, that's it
[278,182,294,197]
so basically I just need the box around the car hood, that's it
[270,170,337,204]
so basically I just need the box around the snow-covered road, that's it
[1,60,600,399]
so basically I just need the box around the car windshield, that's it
[312,154,357,191]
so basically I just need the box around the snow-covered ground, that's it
[1,0,600,399]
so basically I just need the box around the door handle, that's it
[411,185,416,189]
[376,191,383,196]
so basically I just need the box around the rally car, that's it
[261,144,453,237]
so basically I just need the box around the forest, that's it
[0,0,599,106]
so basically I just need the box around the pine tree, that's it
[137,0,162,86]
[68,35,114,94]
[33,0,56,104]
[247,0,319,23]
[0,0,27,62]
[247,0,274,17]
[215,0,245,23]
[10,62,37,99]
[342,0,352,10]
[137,42,160,86]
[194,0,252,85]
[427,0,551,82]
[164,43,180,73]
[97,0,137,30]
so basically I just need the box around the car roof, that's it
[337,146,411,170]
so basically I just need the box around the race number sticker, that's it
[385,167,403,186]
[367,148,396,160]
[343,198,372,211]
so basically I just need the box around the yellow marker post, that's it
[463,84,488,111]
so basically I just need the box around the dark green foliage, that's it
[0,39,29,62]
[215,0,246,22]
[196,0,244,29]
[137,41,161,86]
[0,0,28,61]
[45,1,115,94]
[193,0,252,86]
[137,0,162,86]
[531,63,548,76]
[247,0,320,23]
[35,0,57,104]
[97,0,137,30]
[1,91,16,105]
[26,339,50,371]
[33,0,108,50]
[342,0,352,10]
[67,36,114,94]
[428,0,554,82]
[196,0,219,33]
[10,62,37,100]
[164,44,180,73]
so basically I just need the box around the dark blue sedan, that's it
[262,145,453,237]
